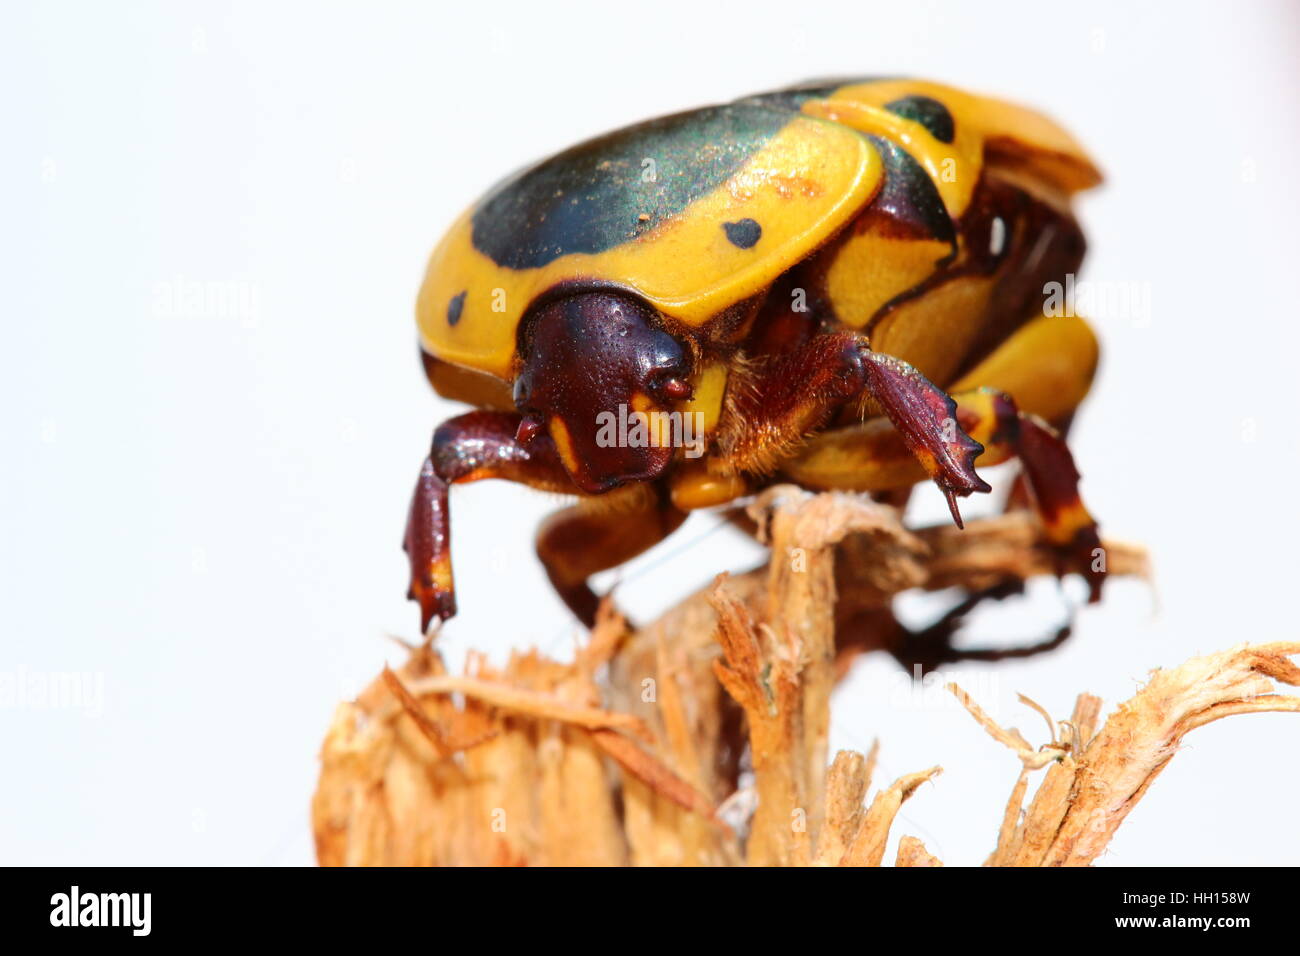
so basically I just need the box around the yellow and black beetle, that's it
[405,77,1105,635]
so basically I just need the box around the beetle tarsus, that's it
[404,456,456,632]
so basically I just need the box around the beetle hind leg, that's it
[837,583,1076,677]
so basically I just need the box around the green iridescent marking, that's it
[472,104,793,270]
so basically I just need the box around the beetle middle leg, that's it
[536,487,687,628]
[782,387,1105,600]
[948,312,1105,599]
[789,392,1102,674]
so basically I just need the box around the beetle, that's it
[404,77,1106,633]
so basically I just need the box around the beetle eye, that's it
[654,376,692,402]
[641,331,691,403]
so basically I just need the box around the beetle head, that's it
[513,292,693,493]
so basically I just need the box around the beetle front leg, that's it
[404,410,577,631]
[721,330,990,524]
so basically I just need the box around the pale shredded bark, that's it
[311,486,1295,867]
[896,835,943,867]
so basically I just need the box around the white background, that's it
[3,0,1298,866]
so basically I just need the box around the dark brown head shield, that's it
[513,293,692,493]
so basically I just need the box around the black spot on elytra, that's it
[723,218,762,249]
[884,94,955,144]
[447,290,466,326]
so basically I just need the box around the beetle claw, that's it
[861,351,991,526]
[942,487,965,529]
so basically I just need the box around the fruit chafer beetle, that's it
[405,77,1106,633]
